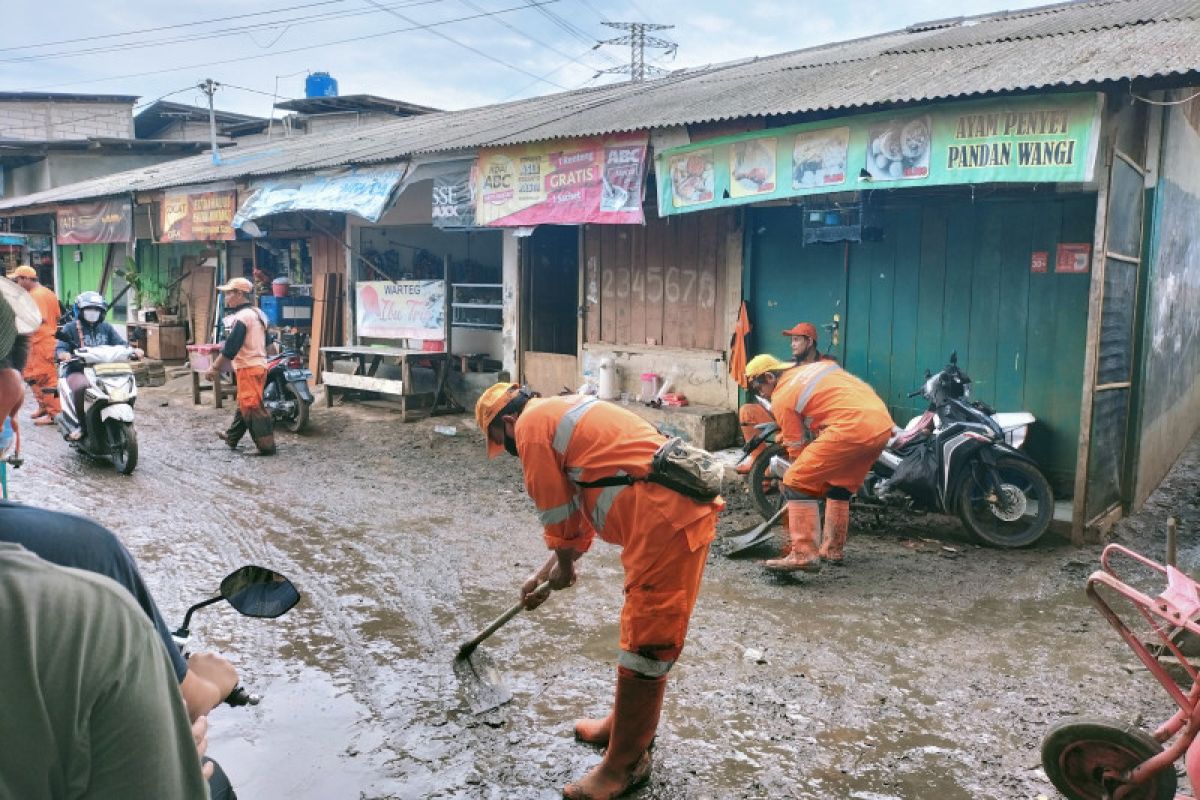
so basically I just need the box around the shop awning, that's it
[232,163,409,229]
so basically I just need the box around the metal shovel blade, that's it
[724,506,786,557]
[453,647,513,714]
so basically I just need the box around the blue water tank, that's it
[305,72,338,98]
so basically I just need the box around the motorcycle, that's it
[1042,544,1200,800]
[174,564,302,800]
[55,344,140,475]
[262,349,313,434]
[743,353,1054,548]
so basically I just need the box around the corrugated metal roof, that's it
[2,0,1197,212]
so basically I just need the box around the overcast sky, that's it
[3,0,1053,119]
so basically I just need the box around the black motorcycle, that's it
[743,354,1054,548]
[262,349,313,434]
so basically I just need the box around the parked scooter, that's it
[742,354,1053,548]
[262,349,313,434]
[55,344,140,474]
[174,565,302,800]
[1042,544,1200,799]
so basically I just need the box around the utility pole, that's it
[595,22,676,82]
[199,78,221,166]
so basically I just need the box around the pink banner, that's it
[474,134,647,227]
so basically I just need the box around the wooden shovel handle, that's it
[457,580,552,659]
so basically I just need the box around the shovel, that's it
[723,505,787,557]
[453,580,551,714]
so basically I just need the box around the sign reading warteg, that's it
[656,93,1103,216]
[473,133,648,226]
[159,184,237,242]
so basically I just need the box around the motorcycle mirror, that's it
[924,368,932,379]
[219,565,300,619]
[949,351,958,366]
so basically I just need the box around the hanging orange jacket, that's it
[728,302,751,389]
[514,396,721,555]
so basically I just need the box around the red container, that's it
[185,344,223,372]
[271,280,289,298]
[421,339,445,352]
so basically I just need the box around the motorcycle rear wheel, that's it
[748,442,787,520]
[282,383,310,434]
[956,455,1052,548]
[1041,717,1175,800]
[107,420,138,475]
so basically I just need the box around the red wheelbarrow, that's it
[1043,544,1200,799]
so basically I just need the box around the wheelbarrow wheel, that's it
[748,442,787,520]
[1041,717,1176,800]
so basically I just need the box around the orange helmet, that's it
[474,382,521,458]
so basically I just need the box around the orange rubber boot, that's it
[819,498,850,564]
[563,667,665,800]
[763,500,821,573]
[574,711,613,747]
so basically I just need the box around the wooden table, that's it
[190,369,238,409]
[320,345,455,422]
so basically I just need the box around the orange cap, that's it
[475,382,520,458]
[782,322,818,341]
[9,265,37,279]
[216,277,253,293]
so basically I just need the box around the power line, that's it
[361,0,570,89]
[0,0,454,65]
[520,0,623,66]
[456,0,609,75]
[29,2,565,92]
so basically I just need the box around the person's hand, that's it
[57,352,70,362]
[189,652,239,702]
[203,370,215,382]
[192,716,213,780]
[520,552,576,610]
[131,347,144,360]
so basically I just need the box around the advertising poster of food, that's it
[654,93,1102,216]
[355,280,445,340]
[668,149,715,207]
[792,127,850,189]
[729,139,777,198]
[865,116,932,181]
[160,184,237,242]
[473,134,647,226]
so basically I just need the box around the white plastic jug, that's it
[598,357,618,400]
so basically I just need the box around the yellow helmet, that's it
[745,354,792,382]
[474,382,521,458]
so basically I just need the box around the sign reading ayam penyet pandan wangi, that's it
[655,93,1102,215]
[159,183,237,242]
[473,133,648,226]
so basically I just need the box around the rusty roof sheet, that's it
[2,0,1197,212]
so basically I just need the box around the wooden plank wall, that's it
[582,210,731,351]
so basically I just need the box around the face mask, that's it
[504,432,519,457]
[82,309,102,324]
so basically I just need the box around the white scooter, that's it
[55,345,140,474]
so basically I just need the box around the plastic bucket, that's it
[271,277,290,298]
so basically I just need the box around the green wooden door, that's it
[746,192,1096,493]
[744,206,847,363]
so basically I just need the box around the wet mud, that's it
[8,379,1200,799]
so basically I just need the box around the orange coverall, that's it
[23,285,61,417]
[772,362,894,497]
[515,396,722,664]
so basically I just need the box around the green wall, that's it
[55,244,108,305]
[745,191,1096,492]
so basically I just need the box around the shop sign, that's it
[1031,251,1049,273]
[473,133,648,226]
[431,159,479,229]
[233,165,406,228]
[160,184,237,242]
[656,93,1102,216]
[356,280,445,340]
[56,199,133,244]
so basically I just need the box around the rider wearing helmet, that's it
[55,292,139,441]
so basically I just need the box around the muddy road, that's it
[9,380,1200,799]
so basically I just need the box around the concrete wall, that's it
[152,119,234,143]
[1135,88,1200,503]
[303,111,398,135]
[4,152,186,198]
[0,100,132,141]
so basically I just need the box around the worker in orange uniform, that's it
[9,266,60,425]
[475,383,722,800]
[744,354,893,571]
[206,278,274,455]
[735,321,833,474]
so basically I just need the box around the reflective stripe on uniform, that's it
[618,650,674,677]
[552,397,598,455]
[537,497,579,526]
[590,471,628,533]
[794,363,841,416]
